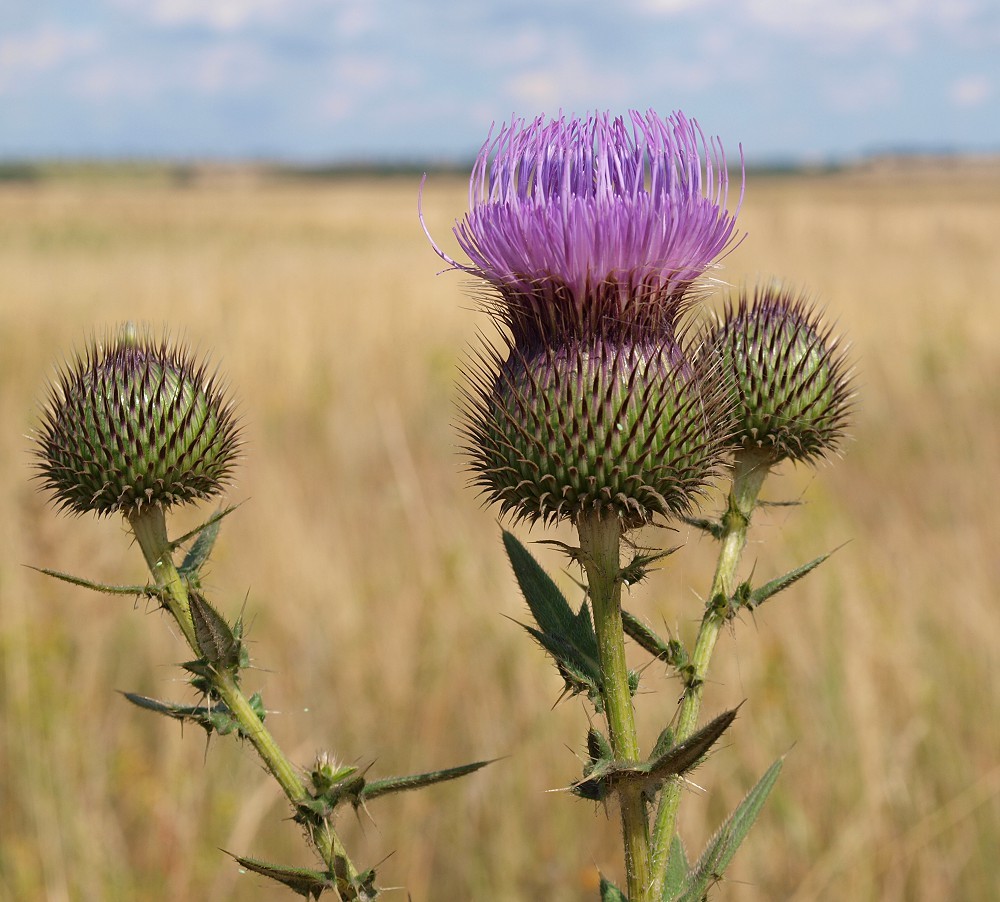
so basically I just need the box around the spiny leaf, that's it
[600,873,629,901]
[121,690,264,739]
[359,759,493,805]
[229,854,335,900]
[586,726,613,764]
[679,514,725,540]
[620,546,676,586]
[621,610,688,670]
[661,834,689,901]
[649,707,738,780]
[178,508,226,579]
[188,590,240,671]
[521,622,603,704]
[504,530,603,703]
[573,708,738,803]
[650,724,674,762]
[30,566,156,597]
[170,504,239,553]
[503,531,599,657]
[746,550,835,609]
[675,757,784,901]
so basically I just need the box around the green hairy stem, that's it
[127,505,359,899]
[577,511,653,902]
[650,447,773,896]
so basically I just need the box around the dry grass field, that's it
[1,160,998,901]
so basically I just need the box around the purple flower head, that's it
[424,109,743,348]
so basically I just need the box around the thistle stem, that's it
[127,505,358,899]
[650,447,772,896]
[577,511,652,902]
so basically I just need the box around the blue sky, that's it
[1,0,998,164]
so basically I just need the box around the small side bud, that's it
[34,324,241,517]
[702,283,853,464]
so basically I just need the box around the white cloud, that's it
[824,68,901,113]
[634,0,989,53]
[110,0,356,33]
[0,23,100,83]
[135,0,288,30]
[630,0,706,13]
[950,74,992,107]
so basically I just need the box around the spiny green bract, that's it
[35,324,241,517]
[702,284,853,464]
[461,336,729,528]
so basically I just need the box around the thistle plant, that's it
[426,110,854,900]
[32,324,490,901]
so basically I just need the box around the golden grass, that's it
[1,162,999,900]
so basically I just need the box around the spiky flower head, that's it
[427,110,741,528]
[462,335,730,528]
[35,324,241,517]
[425,109,743,349]
[702,283,853,464]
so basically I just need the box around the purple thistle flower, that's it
[424,109,743,347]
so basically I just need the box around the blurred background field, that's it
[1,160,998,901]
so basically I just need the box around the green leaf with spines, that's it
[171,504,239,555]
[360,759,493,804]
[121,690,264,739]
[600,874,629,901]
[230,855,335,899]
[743,550,835,610]
[30,566,156,597]
[673,757,784,901]
[573,708,738,802]
[178,508,229,581]
[587,726,613,764]
[679,514,725,540]
[520,622,604,706]
[305,759,493,819]
[650,724,674,762]
[188,590,241,672]
[503,530,603,703]
[661,834,689,901]
[619,546,676,586]
[621,610,689,671]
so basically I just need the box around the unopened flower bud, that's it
[35,324,241,516]
[702,284,853,464]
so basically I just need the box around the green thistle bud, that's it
[462,336,729,528]
[702,284,853,464]
[34,324,241,517]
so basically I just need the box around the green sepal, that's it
[621,610,689,672]
[661,834,689,901]
[121,690,264,739]
[735,550,835,611]
[672,757,784,901]
[230,855,336,899]
[678,514,725,540]
[188,591,241,672]
[30,566,156,598]
[599,873,629,901]
[502,530,603,706]
[573,708,738,803]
